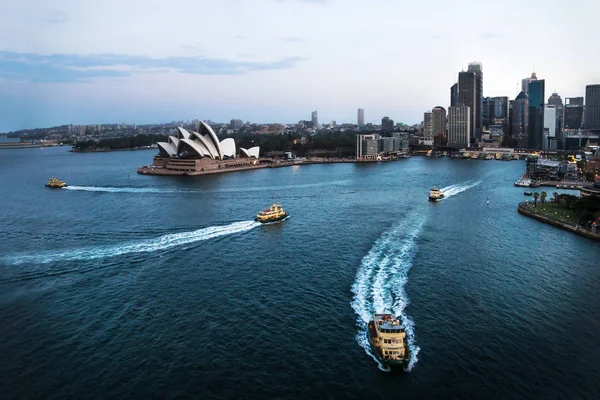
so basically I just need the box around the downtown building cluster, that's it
[423,63,600,151]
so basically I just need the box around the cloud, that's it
[276,0,326,3]
[479,32,499,39]
[285,37,304,42]
[42,11,69,24]
[0,51,305,83]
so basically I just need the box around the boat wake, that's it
[62,180,349,195]
[440,180,482,199]
[2,220,259,266]
[351,214,424,372]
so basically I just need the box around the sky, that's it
[1,0,599,132]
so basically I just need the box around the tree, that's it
[540,191,547,204]
[533,192,539,207]
[552,192,559,204]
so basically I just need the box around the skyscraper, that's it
[584,84,600,131]
[482,96,491,129]
[512,91,529,143]
[468,62,483,139]
[432,106,447,147]
[528,79,545,149]
[423,111,434,144]
[458,71,477,142]
[311,111,319,128]
[448,105,470,148]
[564,98,584,130]
[381,117,394,133]
[492,96,509,134]
[357,108,365,127]
[548,92,563,108]
[521,72,537,95]
[450,83,458,107]
[543,105,557,150]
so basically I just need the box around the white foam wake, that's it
[440,179,482,198]
[3,220,259,265]
[351,215,425,372]
[62,180,350,195]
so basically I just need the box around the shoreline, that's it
[517,202,600,241]
[70,147,156,153]
[137,157,407,176]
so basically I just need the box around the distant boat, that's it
[255,203,288,223]
[428,186,444,202]
[45,177,67,188]
[524,191,533,196]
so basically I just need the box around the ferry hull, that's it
[255,212,289,223]
[45,184,67,189]
[428,195,443,202]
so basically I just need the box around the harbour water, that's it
[1,147,599,399]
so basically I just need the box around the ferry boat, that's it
[45,177,67,188]
[428,186,444,201]
[255,203,289,223]
[367,314,410,369]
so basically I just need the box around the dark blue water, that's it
[1,147,599,400]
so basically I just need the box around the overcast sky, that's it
[1,0,599,132]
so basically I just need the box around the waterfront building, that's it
[379,137,395,153]
[423,111,434,146]
[522,72,537,95]
[543,104,557,150]
[393,132,409,153]
[512,91,529,145]
[528,79,545,149]
[450,83,458,107]
[311,111,319,129]
[584,84,600,131]
[357,108,365,127]
[468,62,483,140]
[432,106,446,147]
[447,105,470,148]
[458,70,477,143]
[356,134,380,159]
[381,117,394,133]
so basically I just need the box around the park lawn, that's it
[529,202,579,225]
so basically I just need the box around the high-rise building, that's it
[543,104,557,150]
[482,97,491,129]
[584,84,600,131]
[528,79,545,149]
[548,92,563,108]
[450,83,458,107]
[521,72,537,95]
[458,71,477,142]
[356,134,380,159]
[432,106,446,147]
[447,105,470,148]
[230,119,243,129]
[508,100,514,136]
[491,96,509,135]
[381,117,394,133]
[468,62,483,139]
[423,111,434,145]
[311,111,319,128]
[563,98,584,130]
[548,92,563,138]
[512,92,529,143]
[357,108,365,127]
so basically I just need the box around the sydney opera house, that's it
[138,122,263,176]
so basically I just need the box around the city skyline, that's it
[1,0,599,132]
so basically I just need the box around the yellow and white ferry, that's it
[367,313,411,369]
[428,186,444,201]
[255,203,289,223]
[45,177,67,188]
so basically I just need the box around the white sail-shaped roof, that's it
[240,146,260,158]
[198,121,223,160]
[168,135,179,148]
[220,138,236,158]
[157,142,177,156]
[190,131,217,159]
[176,127,191,140]
[179,138,210,157]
